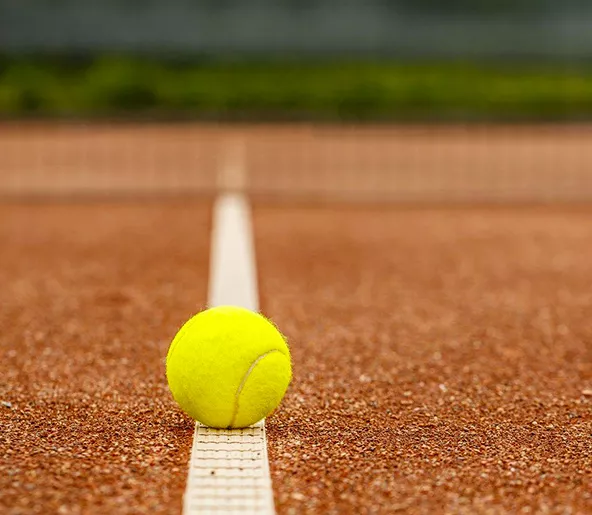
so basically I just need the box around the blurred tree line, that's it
[1,57,591,121]
[1,0,591,120]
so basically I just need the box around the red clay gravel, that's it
[2,200,592,515]
[255,204,592,515]
[0,202,210,514]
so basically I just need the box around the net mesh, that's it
[1,122,591,202]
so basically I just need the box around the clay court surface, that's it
[1,124,591,514]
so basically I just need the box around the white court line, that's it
[183,143,276,515]
[208,194,258,312]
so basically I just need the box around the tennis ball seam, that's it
[228,349,282,428]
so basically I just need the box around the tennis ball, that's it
[166,305,291,429]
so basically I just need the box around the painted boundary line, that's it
[183,143,276,515]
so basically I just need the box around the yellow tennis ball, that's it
[166,305,292,429]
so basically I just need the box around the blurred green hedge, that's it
[1,56,591,120]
